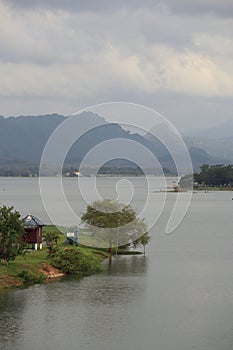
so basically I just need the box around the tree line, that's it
[179,164,233,189]
[194,164,233,187]
[0,201,151,265]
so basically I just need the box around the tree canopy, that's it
[0,205,26,265]
[44,230,60,256]
[194,164,233,186]
[81,199,150,253]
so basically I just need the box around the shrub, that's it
[50,247,102,276]
[18,270,45,285]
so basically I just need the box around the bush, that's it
[18,270,45,285]
[43,231,60,256]
[50,247,103,276]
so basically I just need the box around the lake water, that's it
[0,177,233,350]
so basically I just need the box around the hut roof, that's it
[23,214,44,227]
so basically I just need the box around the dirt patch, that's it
[0,275,22,288]
[94,251,109,257]
[39,263,65,278]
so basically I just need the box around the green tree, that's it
[133,232,151,256]
[44,231,59,256]
[194,164,233,186]
[81,199,150,253]
[0,206,25,265]
[50,247,102,275]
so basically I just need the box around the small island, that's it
[0,201,150,290]
[179,164,233,191]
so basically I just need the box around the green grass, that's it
[49,246,105,275]
[77,234,111,248]
[194,186,233,191]
[0,237,112,290]
[0,250,48,289]
[44,225,143,253]
[0,224,143,290]
[43,225,66,244]
[78,243,142,255]
[0,250,47,276]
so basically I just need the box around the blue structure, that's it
[64,226,79,246]
[74,226,79,246]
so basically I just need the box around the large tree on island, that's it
[0,206,26,265]
[81,199,150,253]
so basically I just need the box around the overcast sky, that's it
[0,0,232,132]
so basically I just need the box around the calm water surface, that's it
[0,178,233,350]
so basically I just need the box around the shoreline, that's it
[0,263,65,290]
[0,245,142,291]
[0,246,104,291]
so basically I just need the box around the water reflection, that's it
[1,188,233,349]
[0,289,28,348]
[0,256,147,350]
[81,256,148,306]
[105,255,147,275]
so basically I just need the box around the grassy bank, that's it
[0,246,108,290]
[194,186,233,191]
[0,225,142,290]
[45,225,143,254]
[0,250,48,289]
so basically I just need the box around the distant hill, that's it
[186,118,233,139]
[184,118,233,166]
[0,112,228,173]
[0,113,64,162]
[0,112,176,172]
[188,147,225,170]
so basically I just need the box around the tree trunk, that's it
[108,257,112,269]
[108,239,112,253]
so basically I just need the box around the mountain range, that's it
[184,120,233,166]
[0,112,232,174]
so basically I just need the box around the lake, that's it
[0,177,233,350]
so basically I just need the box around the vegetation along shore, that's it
[0,201,150,290]
[0,226,107,290]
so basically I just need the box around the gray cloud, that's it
[5,0,233,17]
[0,0,232,132]
[168,0,233,17]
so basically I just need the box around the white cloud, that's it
[194,34,233,57]
[0,0,233,130]
[1,45,232,102]
[163,52,233,97]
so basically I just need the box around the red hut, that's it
[23,214,45,250]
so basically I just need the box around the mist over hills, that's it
[186,118,233,139]
[0,112,232,174]
[184,118,233,165]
